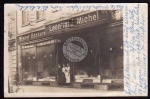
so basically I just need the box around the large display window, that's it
[22,44,37,81]
[99,25,123,79]
[21,40,58,82]
[73,32,101,83]
[36,41,56,81]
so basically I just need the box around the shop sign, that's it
[45,10,109,34]
[18,30,45,43]
[48,11,99,32]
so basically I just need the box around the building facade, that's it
[8,11,17,81]
[10,10,123,88]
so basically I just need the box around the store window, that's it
[22,45,36,81]
[36,11,45,21]
[67,33,101,83]
[22,11,29,25]
[36,41,56,82]
[74,48,101,83]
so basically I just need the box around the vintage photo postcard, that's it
[4,3,148,97]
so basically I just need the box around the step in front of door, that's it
[50,82,59,87]
[94,84,123,90]
[94,84,109,90]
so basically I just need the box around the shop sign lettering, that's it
[18,30,45,42]
[46,10,106,33]
[76,11,99,25]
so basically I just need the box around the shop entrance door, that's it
[57,41,72,84]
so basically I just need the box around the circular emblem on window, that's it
[63,37,88,62]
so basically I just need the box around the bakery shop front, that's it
[18,10,123,89]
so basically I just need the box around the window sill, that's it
[22,23,30,27]
[36,18,45,23]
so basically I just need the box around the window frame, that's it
[22,11,30,27]
[36,11,45,22]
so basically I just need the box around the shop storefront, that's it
[18,29,61,83]
[21,39,59,82]
[17,10,123,87]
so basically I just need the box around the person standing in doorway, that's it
[62,64,66,74]
[57,64,66,86]
[65,63,70,84]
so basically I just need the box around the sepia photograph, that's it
[4,4,148,97]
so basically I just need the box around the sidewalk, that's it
[5,85,125,97]
[19,85,123,93]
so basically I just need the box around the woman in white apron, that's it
[65,63,70,83]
